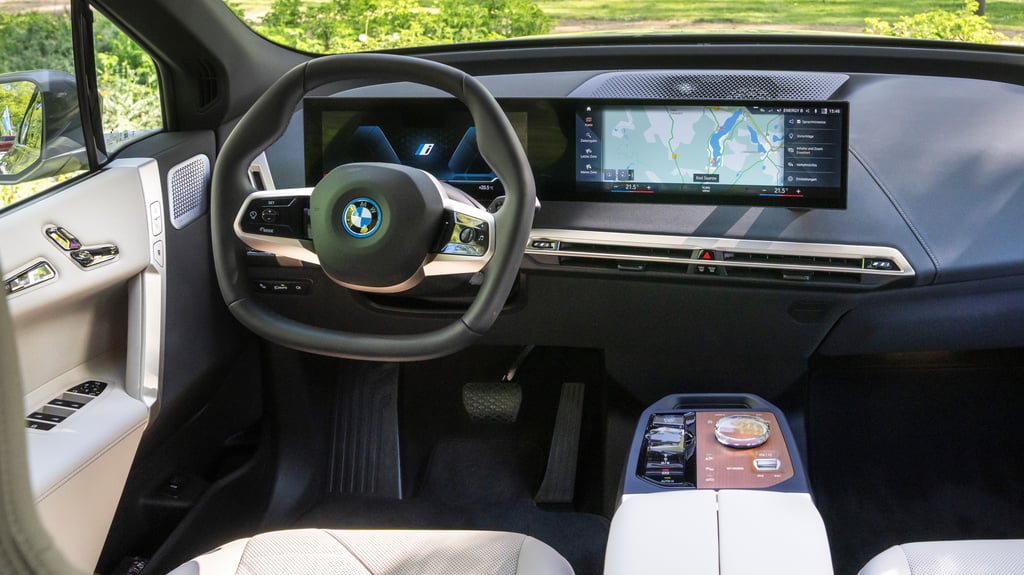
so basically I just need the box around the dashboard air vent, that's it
[572,71,848,100]
[196,58,221,111]
[525,230,914,290]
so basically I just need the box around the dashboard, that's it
[246,59,1024,396]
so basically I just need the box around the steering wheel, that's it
[210,54,535,361]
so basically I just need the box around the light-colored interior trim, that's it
[2,165,152,394]
[23,353,147,498]
[527,228,915,278]
[2,160,162,573]
[25,353,148,572]
[607,490,834,575]
[35,421,146,573]
[606,491,719,575]
[118,158,166,410]
[718,491,834,575]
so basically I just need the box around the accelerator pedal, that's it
[535,382,586,504]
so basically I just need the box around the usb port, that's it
[753,458,781,471]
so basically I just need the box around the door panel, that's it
[1,159,166,571]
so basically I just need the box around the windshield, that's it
[226,0,1023,52]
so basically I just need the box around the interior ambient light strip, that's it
[525,229,915,278]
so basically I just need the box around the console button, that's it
[714,414,770,449]
[645,462,687,484]
[864,258,897,271]
[695,250,718,274]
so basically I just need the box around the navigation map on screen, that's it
[576,101,847,207]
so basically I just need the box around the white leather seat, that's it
[168,528,574,575]
[859,540,1024,575]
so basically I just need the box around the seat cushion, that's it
[859,540,1024,575]
[168,529,574,575]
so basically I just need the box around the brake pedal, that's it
[461,346,534,424]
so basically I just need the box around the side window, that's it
[0,3,163,210]
[94,10,162,152]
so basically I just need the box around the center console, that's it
[606,394,834,575]
[626,394,807,493]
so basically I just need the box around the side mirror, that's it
[0,71,86,185]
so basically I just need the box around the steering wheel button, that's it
[258,198,295,208]
[254,224,292,236]
[261,208,280,223]
[459,227,476,243]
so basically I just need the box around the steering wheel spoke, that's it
[234,188,318,264]
[425,194,495,277]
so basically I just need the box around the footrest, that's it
[535,382,586,504]
[462,381,522,424]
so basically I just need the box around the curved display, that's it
[304,97,847,209]
[575,101,848,208]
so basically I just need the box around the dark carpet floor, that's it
[808,356,1024,575]
[299,438,610,575]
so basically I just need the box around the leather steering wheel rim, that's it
[210,54,536,361]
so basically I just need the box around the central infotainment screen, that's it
[304,97,848,209]
[574,101,848,208]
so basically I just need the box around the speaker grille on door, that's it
[167,154,210,230]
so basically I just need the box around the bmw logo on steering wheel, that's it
[342,197,382,238]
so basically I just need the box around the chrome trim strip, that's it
[525,228,915,278]
[3,258,58,297]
